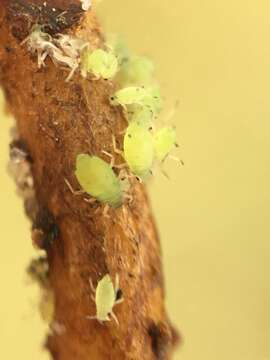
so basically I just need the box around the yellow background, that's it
[1,1,270,359]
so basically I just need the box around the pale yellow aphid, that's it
[118,55,154,86]
[81,49,118,79]
[110,86,148,107]
[106,34,130,65]
[87,274,123,324]
[75,154,123,208]
[110,86,163,118]
[123,122,154,180]
[154,126,177,162]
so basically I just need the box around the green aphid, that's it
[106,34,130,65]
[128,106,154,129]
[110,86,163,117]
[81,49,118,79]
[154,126,177,162]
[110,86,148,107]
[87,274,122,324]
[118,56,154,86]
[123,122,154,179]
[75,154,122,207]
[141,86,163,115]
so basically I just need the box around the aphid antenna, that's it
[110,311,119,326]
[112,135,124,157]
[168,155,184,166]
[102,150,115,167]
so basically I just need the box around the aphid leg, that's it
[168,155,184,166]
[89,278,95,292]
[64,178,84,196]
[110,311,119,326]
[65,64,79,82]
[89,278,96,301]
[123,193,133,204]
[102,150,115,167]
[103,204,110,218]
[115,274,119,292]
[161,169,170,180]
[84,197,97,204]
[112,135,124,157]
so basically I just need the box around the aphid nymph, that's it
[87,274,123,324]
[154,126,177,162]
[123,122,154,180]
[81,49,118,79]
[75,154,123,208]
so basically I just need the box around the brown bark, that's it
[0,1,179,359]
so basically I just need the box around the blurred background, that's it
[1,0,270,359]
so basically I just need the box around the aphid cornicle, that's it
[75,154,123,208]
[123,122,154,179]
[154,126,177,162]
[81,49,118,79]
[87,274,123,324]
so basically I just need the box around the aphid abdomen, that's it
[75,154,123,207]
[154,127,177,162]
[95,275,116,322]
[124,123,154,179]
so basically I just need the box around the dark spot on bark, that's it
[8,0,84,40]
[148,321,172,360]
[32,207,59,250]
[27,255,49,287]
[116,288,123,301]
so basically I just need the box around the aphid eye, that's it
[128,134,132,138]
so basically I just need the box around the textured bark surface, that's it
[0,1,178,359]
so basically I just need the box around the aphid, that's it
[141,86,163,115]
[75,154,123,208]
[118,55,154,86]
[128,107,154,129]
[106,33,130,65]
[81,49,118,79]
[123,122,154,179]
[154,126,177,162]
[87,274,123,324]
[110,86,163,116]
[110,86,148,107]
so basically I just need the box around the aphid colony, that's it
[74,40,178,208]
[23,28,178,209]
[21,26,180,325]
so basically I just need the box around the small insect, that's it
[118,55,154,86]
[110,86,148,107]
[110,86,163,116]
[154,126,177,162]
[123,122,154,179]
[141,86,163,116]
[81,49,118,79]
[75,154,123,208]
[128,106,154,129]
[87,274,123,324]
[106,33,130,66]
